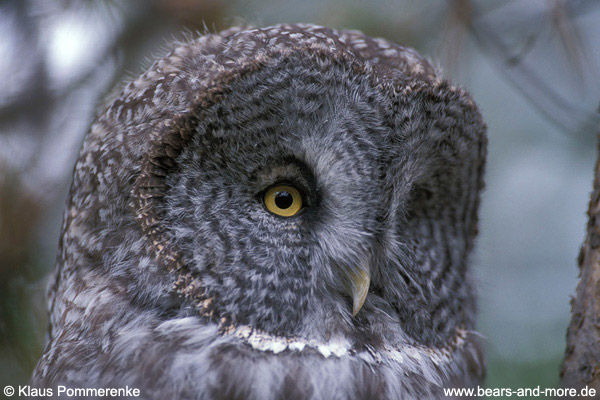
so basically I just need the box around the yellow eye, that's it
[264,185,303,217]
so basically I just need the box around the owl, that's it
[32,24,487,399]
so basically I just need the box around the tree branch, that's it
[560,120,600,390]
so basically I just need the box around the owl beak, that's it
[349,267,370,316]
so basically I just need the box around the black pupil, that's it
[275,191,294,209]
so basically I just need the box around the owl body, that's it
[33,24,486,399]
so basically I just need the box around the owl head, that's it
[38,24,486,396]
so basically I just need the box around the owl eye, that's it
[264,185,303,217]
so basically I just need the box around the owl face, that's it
[130,47,486,348]
[161,53,391,337]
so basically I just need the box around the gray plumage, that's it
[33,24,487,399]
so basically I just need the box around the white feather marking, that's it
[270,340,287,354]
[287,340,306,351]
[405,347,422,361]
[317,344,332,358]
[387,349,405,364]
[223,322,471,367]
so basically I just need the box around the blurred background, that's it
[1,0,599,396]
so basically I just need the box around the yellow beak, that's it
[348,267,370,316]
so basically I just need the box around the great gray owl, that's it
[32,24,487,399]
